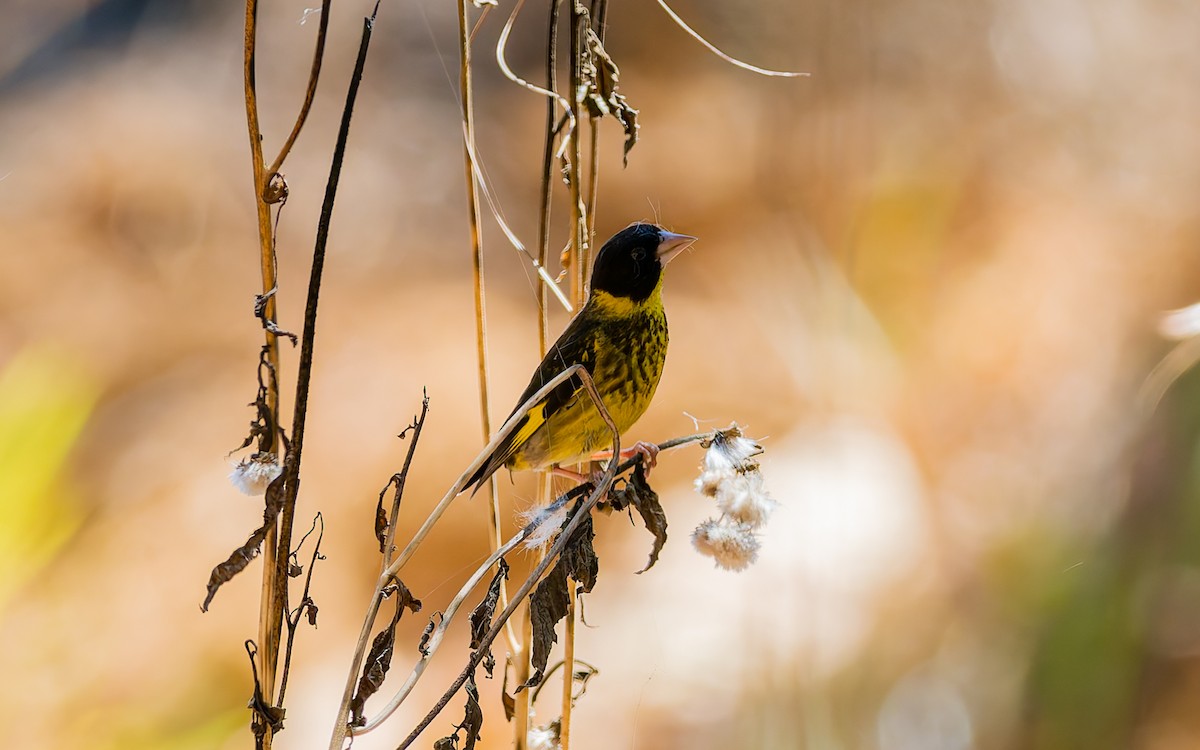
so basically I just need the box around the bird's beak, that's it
[657,231,697,265]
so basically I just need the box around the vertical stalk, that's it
[513,550,538,750]
[568,0,587,307]
[516,3,562,745]
[457,0,517,659]
[584,118,599,261]
[560,576,577,750]
[584,0,607,255]
[537,0,561,357]
[458,0,491,482]
[243,2,283,744]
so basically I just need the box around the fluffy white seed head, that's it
[229,454,282,496]
[702,425,763,474]
[694,467,733,498]
[691,517,761,571]
[714,470,777,527]
[518,501,568,550]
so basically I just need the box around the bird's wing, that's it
[464,311,597,494]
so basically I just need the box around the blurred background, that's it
[3,0,1200,748]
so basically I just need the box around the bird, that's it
[464,222,696,494]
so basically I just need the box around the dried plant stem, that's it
[568,0,588,306]
[382,395,430,567]
[457,0,520,658]
[654,0,808,78]
[583,0,606,251]
[560,575,577,750]
[242,2,284,741]
[458,0,491,459]
[556,7,589,744]
[513,546,538,750]
[276,513,324,705]
[584,117,600,253]
[537,0,561,357]
[517,3,560,740]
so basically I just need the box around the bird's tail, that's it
[463,402,539,495]
[462,429,521,496]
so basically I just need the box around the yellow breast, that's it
[508,288,668,470]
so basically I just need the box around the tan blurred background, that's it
[4,0,1200,748]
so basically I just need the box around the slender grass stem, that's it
[242,2,284,744]
[560,574,577,750]
[568,1,587,307]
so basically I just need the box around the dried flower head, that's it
[517,501,568,550]
[691,517,761,571]
[714,470,777,526]
[229,452,282,496]
[690,424,776,571]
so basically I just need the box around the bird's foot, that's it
[552,466,589,483]
[591,441,660,473]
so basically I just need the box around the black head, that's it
[588,223,695,302]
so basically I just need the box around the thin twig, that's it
[263,0,333,193]
[277,512,325,704]
[655,0,809,78]
[382,394,431,566]
[497,0,573,124]
[462,133,574,313]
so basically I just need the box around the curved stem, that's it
[262,0,332,190]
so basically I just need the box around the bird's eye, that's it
[631,249,646,262]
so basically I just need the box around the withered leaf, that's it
[459,677,484,750]
[523,506,598,688]
[201,471,286,611]
[469,559,509,678]
[348,579,421,727]
[583,29,640,165]
[303,596,319,627]
[608,463,668,573]
[245,640,285,735]
[374,474,399,554]
[436,677,484,750]
[374,503,388,554]
[418,612,442,657]
[501,686,516,723]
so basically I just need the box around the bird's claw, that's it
[624,441,659,472]
[591,441,659,473]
